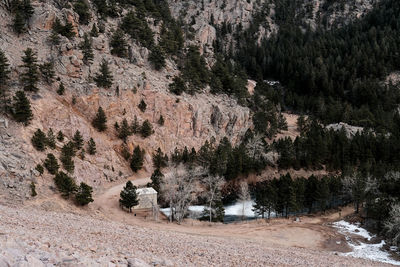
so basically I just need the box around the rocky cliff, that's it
[0,1,252,203]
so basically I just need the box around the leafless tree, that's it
[245,133,268,161]
[238,181,250,220]
[384,203,400,246]
[202,174,224,223]
[161,165,202,223]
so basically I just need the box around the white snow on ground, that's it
[333,220,374,240]
[333,220,400,266]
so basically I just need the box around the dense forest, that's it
[236,0,400,131]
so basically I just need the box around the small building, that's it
[134,187,157,209]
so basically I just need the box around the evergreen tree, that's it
[57,82,65,95]
[44,153,60,175]
[152,147,168,169]
[79,34,94,65]
[253,181,277,219]
[54,171,77,198]
[72,130,84,150]
[61,141,75,173]
[31,129,47,151]
[57,130,64,142]
[148,45,166,70]
[140,119,153,138]
[46,128,56,149]
[73,0,90,25]
[130,145,144,172]
[148,168,163,194]
[119,181,139,212]
[48,31,60,46]
[110,29,128,58]
[118,118,131,143]
[12,91,33,125]
[121,145,131,160]
[12,0,34,35]
[39,61,55,84]
[13,11,25,35]
[35,164,44,175]
[75,182,94,205]
[131,115,139,134]
[138,99,146,112]
[90,23,99,37]
[30,181,37,196]
[94,59,113,88]
[0,49,10,112]
[87,138,96,155]
[92,106,107,131]
[158,115,164,126]
[169,75,186,95]
[21,48,39,92]
[52,18,75,39]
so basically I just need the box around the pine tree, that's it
[87,138,96,155]
[79,148,85,160]
[31,129,47,151]
[148,45,166,70]
[75,182,94,205]
[44,153,60,175]
[52,19,75,39]
[138,99,146,112]
[57,130,64,142]
[21,48,39,92]
[61,141,75,173]
[13,11,25,35]
[169,76,186,95]
[131,115,139,134]
[90,23,99,37]
[92,107,107,131]
[57,82,65,95]
[54,171,77,198]
[79,34,94,65]
[148,168,163,194]
[118,118,131,143]
[48,31,60,46]
[73,130,84,150]
[35,164,44,175]
[46,128,56,149]
[73,0,90,25]
[130,145,144,172]
[119,181,139,212]
[121,145,131,160]
[12,91,33,125]
[158,115,164,126]
[152,147,168,169]
[110,29,128,58]
[30,182,37,196]
[0,49,10,112]
[39,61,55,84]
[140,119,153,138]
[94,59,113,88]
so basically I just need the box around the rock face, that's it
[0,2,252,201]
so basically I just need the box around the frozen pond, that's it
[160,200,275,222]
[333,220,400,266]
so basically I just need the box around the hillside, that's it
[1,0,400,266]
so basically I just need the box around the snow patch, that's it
[333,220,374,240]
[333,220,400,266]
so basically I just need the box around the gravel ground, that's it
[0,205,393,267]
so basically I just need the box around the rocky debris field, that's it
[0,204,392,267]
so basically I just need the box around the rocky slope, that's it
[0,204,392,267]
[0,0,252,202]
